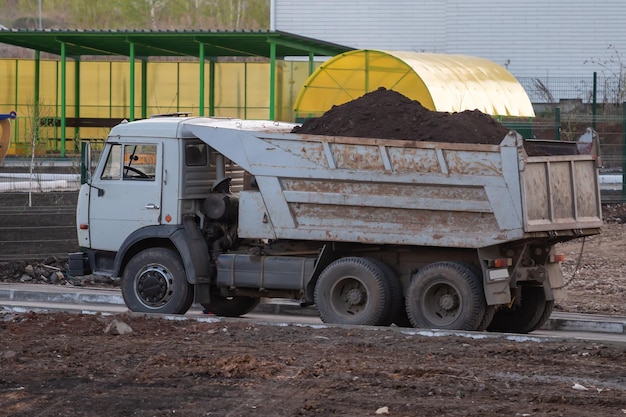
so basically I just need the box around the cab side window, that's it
[185,143,207,166]
[123,144,157,180]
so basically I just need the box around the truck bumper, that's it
[68,252,92,277]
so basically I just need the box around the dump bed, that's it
[186,121,602,249]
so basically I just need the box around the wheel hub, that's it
[346,288,364,305]
[438,293,456,311]
[136,266,172,306]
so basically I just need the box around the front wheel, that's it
[122,248,193,314]
[406,262,486,331]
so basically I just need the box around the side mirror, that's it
[81,141,92,184]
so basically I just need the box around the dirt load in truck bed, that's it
[292,87,511,144]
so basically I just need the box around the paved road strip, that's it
[1,283,624,334]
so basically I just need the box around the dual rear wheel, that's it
[314,257,398,326]
[315,258,549,333]
[314,258,488,330]
[405,262,487,331]
[487,286,554,334]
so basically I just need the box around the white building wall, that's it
[274,0,626,101]
[275,1,447,53]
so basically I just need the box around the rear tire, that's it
[405,262,486,331]
[476,305,496,331]
[487,286,548,334]
[461,262,494,331]
[315,257,392,326]
[365,258,404,326]
[202,295,260,317]
[528,300,554,332]
[122,247,193,314]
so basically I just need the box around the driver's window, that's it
[123,144,157,181]
[101,144,122,180]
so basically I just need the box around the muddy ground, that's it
[0,310,625,417]
[557,221,626,316]
[0,219,625,417]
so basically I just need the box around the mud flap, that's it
[478,247,512,305]
[171,216,211,284]
[483,269,512,305]
[543,262,566,301]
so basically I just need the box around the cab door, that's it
[88,142,163,251]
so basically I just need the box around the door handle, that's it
[145,203,160,210]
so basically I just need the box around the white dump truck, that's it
[69,116,603,333]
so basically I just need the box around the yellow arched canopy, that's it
[294,50,535,118]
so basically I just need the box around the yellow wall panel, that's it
[0,57,312,155]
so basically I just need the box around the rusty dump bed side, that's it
[185,122,603,249]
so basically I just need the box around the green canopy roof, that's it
[0,29,353,156]
[0,29,351,58]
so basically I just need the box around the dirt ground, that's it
[1,90,625,416]
[557,220,626,316]
[0,310,625,417]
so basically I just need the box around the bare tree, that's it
[585,44,626,106]
[532,78,555,103]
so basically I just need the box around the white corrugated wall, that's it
[274,0,626,79]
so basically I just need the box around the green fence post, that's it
[198,42,205,116]
[622,102,625,200]
[80,140,87,184]
[209,60,215,117]
[60,42,66,158]
[269,42,276,120]
[141,59,148,119]
[555,107,560,141]
[129,42,135,121]
[592,72,597,130]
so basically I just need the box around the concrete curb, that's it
[547,312,625,334]
[0,284,124,306]
[0,283,318,316]
[1,283,624,334]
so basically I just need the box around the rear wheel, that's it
[315,257,392,326]
[406,262,486,331]
[529,300,554,332]
[122,248,193,314]
[487,286,548,334]
[365,258,405,326]
[202,295,260,317]
[461,262,494,331]
[476,305,496,331]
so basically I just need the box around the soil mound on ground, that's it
[292,87,511,145]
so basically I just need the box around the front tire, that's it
[122,248,193,314]
[315,257,392,326]
[406,262,486,331]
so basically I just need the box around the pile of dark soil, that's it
[293,87,511,145]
